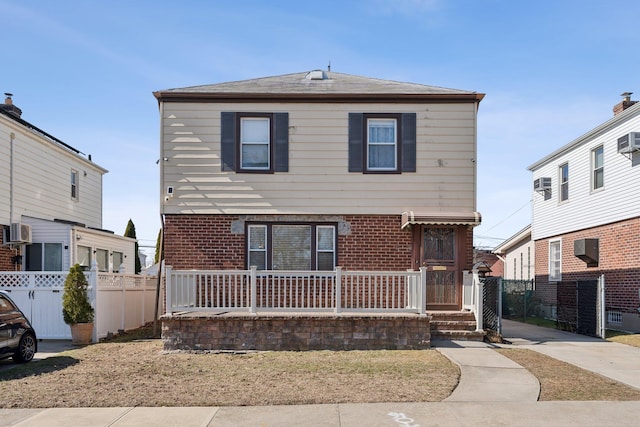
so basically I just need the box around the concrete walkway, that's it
[501,319,640,390]
[434,339,540,402]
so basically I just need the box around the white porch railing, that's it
[0,264,158,342]
[165,266,428,315]
[462,268,484,332]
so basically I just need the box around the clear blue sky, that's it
[3,0,640,261]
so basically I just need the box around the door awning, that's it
[401,211,482,229]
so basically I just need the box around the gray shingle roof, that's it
[154,71,484,101]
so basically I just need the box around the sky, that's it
[2,0,640,262]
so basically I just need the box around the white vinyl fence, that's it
[0,263,158,342]
[165,266,429,315]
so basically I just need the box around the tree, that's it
[154,228,162,264]
[62,264,94,324]
[124,219,142,274]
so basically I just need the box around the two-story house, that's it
[529,93,640,332]
[0,94,135,274]
[154,70,484,311]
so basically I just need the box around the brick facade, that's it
[0,245,19,271]
[535,217,640,329]
[164,214,416,271]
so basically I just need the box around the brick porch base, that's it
[161,312,431,351]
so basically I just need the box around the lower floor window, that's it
[247,223,336,270]
[25,243,62,271]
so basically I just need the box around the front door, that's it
[415,226,466,310]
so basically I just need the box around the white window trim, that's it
[316,225,336,271]
[240,117,271,170]
[548,239,562,282]
[591,146,604,192]
[71,169,79,201]
[366,118,397,171]
[247,224,268,269]
[559,163,569,203]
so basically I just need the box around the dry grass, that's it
[496,348,640,401]
[0,336,458,408]
[608,333,640,348]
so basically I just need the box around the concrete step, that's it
[431,330,485,341]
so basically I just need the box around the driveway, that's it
[501,319,640,390]
[0,340,76,372]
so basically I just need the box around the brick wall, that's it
[534,217,640,314]
[0,245,18,271]
[162,313,431,351]
[164,214,415,271]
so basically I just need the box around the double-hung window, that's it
[240,116,270,170]
[247,223,336,270]
[220,112,289,173]
[71,169,79,200]
[348,112,416,173]
[592,146,604,190]
[367,117,397,170]
[559,163,569,202]
[549,239,561,282]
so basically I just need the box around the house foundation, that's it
[161,312,431,351]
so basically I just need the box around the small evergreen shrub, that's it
[62,264,95,324]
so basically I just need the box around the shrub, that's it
[62,264,95,324]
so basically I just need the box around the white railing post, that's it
[89,260,98,343]
[471,267,484,332]
[250,266,257,314]
[419,267,427,316]
[165,265,173,315]
[335,267,342,314]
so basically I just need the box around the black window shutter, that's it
[274,113,289,172]
[221,112,236,171]
[348,113,363,172]
[401,113,417,172]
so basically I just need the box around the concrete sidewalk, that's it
[3,402,640,426]
[501,319,640,390]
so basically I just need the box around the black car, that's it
[0,290,37,363]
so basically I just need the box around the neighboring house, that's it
[528,93,640,332]
[154,70,484,311]
[493,225,534,281]
[0,94,135,273]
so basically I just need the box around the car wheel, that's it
[13,333,36,363]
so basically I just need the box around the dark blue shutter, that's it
[221,112,236,171]
[274,113,289,172]
[401,113,416,172]
[348,113,363,172]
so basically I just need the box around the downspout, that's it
[9,131,18,271]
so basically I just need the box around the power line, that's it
[482,199,532,233]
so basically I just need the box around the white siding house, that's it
[493,225,534,281]
[528,94,640,332]
[0,94,135,272]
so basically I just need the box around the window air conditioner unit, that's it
[617,132,640,154]
[533,177,552,192]
[10,223,32,243]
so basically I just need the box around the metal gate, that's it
[481,276,501,333]
[557,276,604,338]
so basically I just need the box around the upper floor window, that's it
[240,116,270,170]
[549,239,561,282]
[367,117,397,170]
[220,112,289,173]
[348,112,416,174]
[592,146,604,190]
[247,223,336,271]
[71,169,79,200]
[559,163,569,202]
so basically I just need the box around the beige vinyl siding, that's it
[161,102,477,215]
[1,117,104,228]
[0,124,10,223]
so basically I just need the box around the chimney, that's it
[613,92,638,116]
[1,93,23,118]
